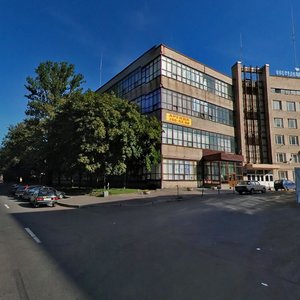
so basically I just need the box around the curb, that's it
[57,195,216,208]
[56,194,188,209]
[56,190,240,209]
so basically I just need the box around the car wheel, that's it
[238,191,243,195]
[51,202,55,207]
[262,188,266,193]
[275,188,278,191]
[249,189,254,195]
[34,201,39,208]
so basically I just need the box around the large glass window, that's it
[135,89,161,113]
[162,123,235,153]
[271,88,300,95]
[161,89,233,126]
[110,57,161,98]
[142,57,161,83]
[161,56,232,100]
[203,161,243,185]
[162,159,197,180]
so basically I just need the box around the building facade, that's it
[97,44,300,189]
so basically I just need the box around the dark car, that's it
[11,184,22,195]
[274,180,296,191]
[22,185,42,200]
[30,187,59,207]
[15,185,29,198]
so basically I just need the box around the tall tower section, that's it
[232,62,273,166]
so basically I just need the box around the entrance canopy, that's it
[202,150,244,162]
[245,163,280,170]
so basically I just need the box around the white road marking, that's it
[24,228,41,244]
[4,204,9,209]
[261,282,269,287]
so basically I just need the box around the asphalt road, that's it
[1,184,300,299]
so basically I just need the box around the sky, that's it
[0,0,299,143]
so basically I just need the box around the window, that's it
[276,153,286,163]
[289,135,299,145]
[288,118,297,129]
[271,88,300,95]
[162,122,235,152]
[274,118,283,128]
[135,89,161,113]
[275,135,285,145]
[278,171,288,180]
[272,100,282,110]
[291,153,300,163]
[287,101,296,111]
[161,89,233,126]
[161,56,233,100]
[162,159,197,180]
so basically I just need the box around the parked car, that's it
[10,184,22,195]
[22,185,42,200]
[274,180,296,191]
[15,185,29,198]
[55,189,66,199]
[30,187,59,207]
[235,180,266,195]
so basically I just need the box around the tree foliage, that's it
[0,61,161,186]
[25,61,85,120]
[55,91,161,181]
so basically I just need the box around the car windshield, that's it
[239,181,250,185]
[38,189,56,196]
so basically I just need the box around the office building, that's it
[97,44,300,189]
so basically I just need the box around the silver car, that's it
[30,187,59,207]
[235,180,266,195]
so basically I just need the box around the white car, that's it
[235,180,266,195]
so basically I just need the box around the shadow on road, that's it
[2,183,300,299]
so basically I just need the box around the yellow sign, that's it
[166,113,192,126]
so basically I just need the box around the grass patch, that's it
[89,188,139,197]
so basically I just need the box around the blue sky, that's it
[0,0,299,142]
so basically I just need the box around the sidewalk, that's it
[57,188,236,208]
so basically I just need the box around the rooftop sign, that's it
[276,68,300,78]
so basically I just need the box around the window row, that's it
[134,89,234,126]
[271,88,300,96]
[135,89,161,113]
[162,123,235,153]
[162,159,197,181]
[275,135,299,145]
[276,153,300,163]
[274,118,298,128]
[111,57,161,97]
[161,56,233,100]
[272,100,299,111]
[161,89,233,126]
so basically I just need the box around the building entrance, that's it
[200,150,244,188]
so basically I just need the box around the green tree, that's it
[0,121,43,181]
[24,61,85,184]
[25,61,84,119]
[64,91,161,187]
